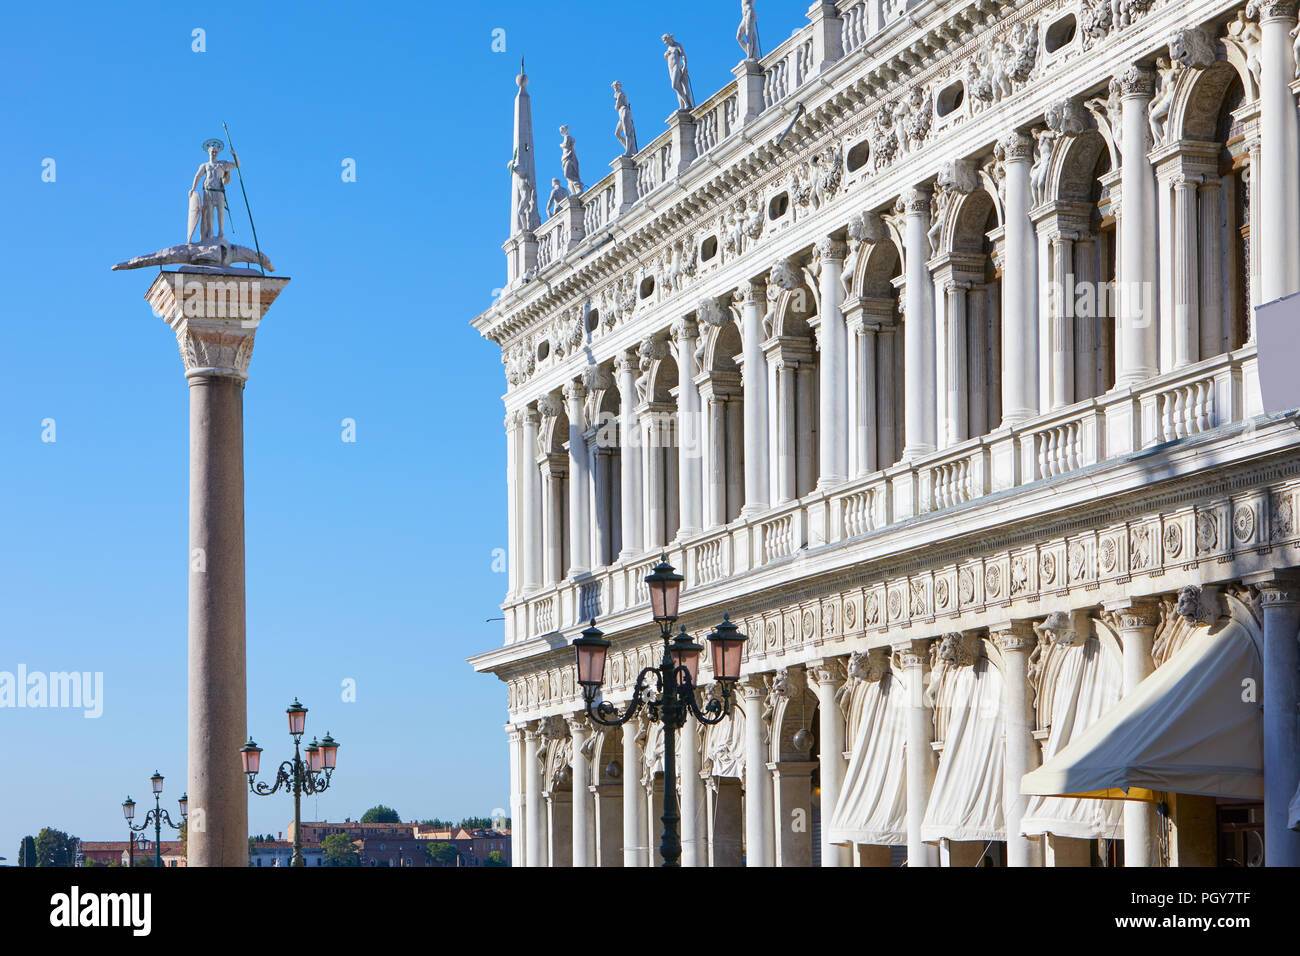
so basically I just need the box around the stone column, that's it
[706,393,727,527]
[812,661,849,867]
[680,714,704,866]
[564,383,591,576]
[1257,0,1300,301]
[897,640,938,866]
[1074,238,1098,399]
[816,238,849,487]
[1172,175,1200,369]
[902,188,937,458]
[145,270,288,867]
[776,358,798,503]
[1249,573,1300,866]
[622,721,646,866]
[1050,235,1076,408]
[1116,66,1159,385]
[542,452,567,585]
[505,413,521,597]
[796,365,816,495]
[593,446,613,567]
[742,677,774,866]
[945,281,970,443]
[506,725,525,867]
[877,325,897,467]
[641,409,666,550]
[568,716,593,867]
[524,722,543,867]
[992,622,1041,867]
[968,285,988,437]
[672,318,703,539]
[521,408,543,590]
[1001,132,1039,425]
[1197,177,1224,358]
[1108,598,1160,866]
[616,353,643,559]
[738,279,770,514]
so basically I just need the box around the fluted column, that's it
[737,279,770,514]
[568,716,593,867]
[705,391,727,526]
[1197,177,1224,358]
[741,677,774,866]
[901,189,937,457]
[1172,175,1200,369]
[816,238,848,486]
[897,641,938,867]
[1001,132,1039,425]
[776,357,798,503]
[521,409,543,591]
[878,325,897,467]
[1116,66,1159,385]
[992,622,1041,867]
[945,281,970,443]
[506,725,525,867]
[622,721,646,866]
[524,722,543,867]
[1257,0,1300,301]
[812,661,849,867]
[641,409,666,550]
[680,713,704,866]
[1108,599,1160,866]
[969,285,988,437]
[615,354,643,559]
[1074,238,1099,399]
[505,413,521,597]
[672,318,702,539]
[1050,234,1076,408]
[1250,573,1300,865]
[564,383,591,576]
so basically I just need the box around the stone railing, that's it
[505,347,1259,645]
[534,212,568,271]
[763,30,818,109]
[582,179,617,236]
[694,90,739,157]
[636,134,674,199]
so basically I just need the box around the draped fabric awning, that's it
[1021,638,1125,840]
[1289,781,1300,832]
[828,672,908,846]
[1022,620,1264,802]
[922,658,1006,843]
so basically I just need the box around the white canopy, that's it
[1022,620,1263,802]
[827,672,908,846]
[1020,638,1124,839]
[922,658,1006,843]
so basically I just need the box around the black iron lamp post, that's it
[573,556,747,867]
[241,698,339,868]
[122,772,187,868]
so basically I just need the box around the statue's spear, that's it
[222,120,266,277]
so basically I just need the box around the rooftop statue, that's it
[559,125,584,195]
[737,0,762,61]
[613,81,638,157]
[112,137,273,274]
[662,34,695,111]
[546,178,569,218]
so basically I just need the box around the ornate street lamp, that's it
[573,556,747,867]
[122,771,186,868]
[242,698,340,868]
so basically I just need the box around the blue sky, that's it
[0,0,802,858]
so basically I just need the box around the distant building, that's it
[414,824,512,866]
[80,839,185,867]
[249,840,324,868]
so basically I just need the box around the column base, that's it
[816,474,848,492]
[740,503,769,519]
[901,443,935,461]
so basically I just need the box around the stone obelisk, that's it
[148,271,288,865]
[115,138,286,866]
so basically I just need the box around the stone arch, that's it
[1050,129,1109,205]
[768,674,818,764]
[701,316,742,373]
[854,236,903,298]
[1167,61,1240,145]
[947,188,998,256]
[768,283,817,339]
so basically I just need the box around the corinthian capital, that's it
[998,131,1035,163]
[1114,64,1157,99]
[815,237,849,263]
[897,187,932,215]
[1247,0,1299,22]
[733,277,767,306]
[146,272,290,381]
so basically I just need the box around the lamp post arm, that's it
[679,674,733,726]
[584,665,661,727]
[249,760,295,796]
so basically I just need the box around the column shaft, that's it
[569,718,593,867]
[899,645,937,866]
[675,320,702,538]
[1173,177,1200,369]
[817,241,848,485]
[902,190,936,457]
[1256,579,1300,865]
[742,680,773,866]
[565,386,591,575]
[1112,601,1159,866]
[522,411,543,589]
[739,281,770,514]
[1198,178,1224,358]
[1259,6,1300,301]
[622,722,646,866]
[616,357,643,558]
[1117,69,1159,384]
[995,624,1041,867]
[815,665,849,867]
[1002,134,1039,424]
[1051,236,1075,408]
[524,726,543,867]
